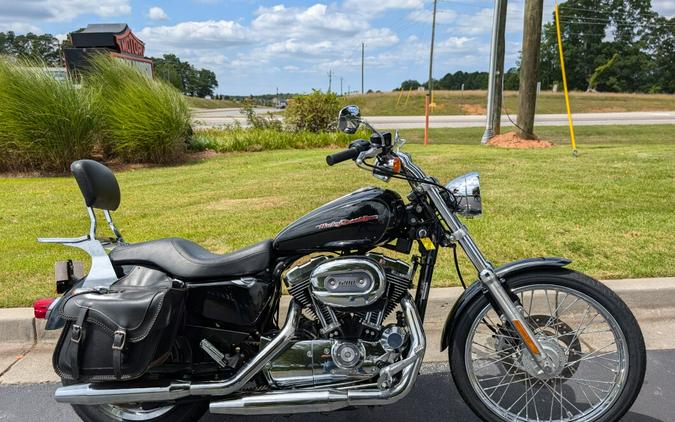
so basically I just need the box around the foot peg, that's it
[200,339,240,368]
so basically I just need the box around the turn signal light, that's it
[389,157,401,174]
[512,319,541,355]
[33,298,56,319]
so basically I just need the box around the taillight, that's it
[33,298,56,319]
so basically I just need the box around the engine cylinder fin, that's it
[382,272,413,320]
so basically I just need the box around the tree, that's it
[645,16,675,93]
[504,67,520,90]
[152,54,218,97]
[538,0,672,93]
[195,69,217,97]
[397,79,421,91]
[587,53,618,92]
[0,31,61,65]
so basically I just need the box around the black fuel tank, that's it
[273,187,404,253]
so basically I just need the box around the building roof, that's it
[81,24,129,35]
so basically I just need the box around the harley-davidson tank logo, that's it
[316,215,379,230]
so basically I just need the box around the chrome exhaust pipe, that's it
[54,301,302,405]
[209,296,425,415]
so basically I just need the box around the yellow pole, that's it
[396,88,404,107]
[404,86,412,106]
[554,1,577,156]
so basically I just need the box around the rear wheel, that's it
[70,401,207,422]
[448,269,646,422]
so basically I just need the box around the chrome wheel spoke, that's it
[465,284,629,422]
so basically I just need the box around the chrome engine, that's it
[263,253,413,388]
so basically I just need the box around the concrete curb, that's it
[2,277,673,344]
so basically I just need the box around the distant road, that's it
[191,107,278,129]
[191,109,675,129]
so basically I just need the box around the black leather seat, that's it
[109,238,273,281]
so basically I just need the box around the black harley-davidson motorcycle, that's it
[36,106,646,422]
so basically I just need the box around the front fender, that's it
[439,257,571,352]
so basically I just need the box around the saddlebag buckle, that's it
[70,324,83,344]
[112,330,127,351]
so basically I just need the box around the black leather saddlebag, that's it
[53,268,184,382]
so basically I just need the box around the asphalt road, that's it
[190,109,675,129]
[1,350,671,422]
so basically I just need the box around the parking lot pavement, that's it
[1,350,672,422]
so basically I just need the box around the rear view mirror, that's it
[337,105,361,134]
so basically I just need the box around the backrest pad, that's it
[70,160,121,211]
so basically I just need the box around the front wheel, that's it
[449,269,646,422]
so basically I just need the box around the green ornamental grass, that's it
[87,56,192,163]
[191,127,365,153]
[0,57,100,172]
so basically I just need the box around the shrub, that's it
[87,56,191,163]
[191,127,364,153]
[284,90,341,132]
[241,101,283,131]
[0,57,101,172]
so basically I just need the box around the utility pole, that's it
[328,69,333,93]
[340,77,343,96]
[481,0,508,144]
[517,0,544,139]
[361,42,365,94]
[427,0,438,102]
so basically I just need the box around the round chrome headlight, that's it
[445,172,482,217]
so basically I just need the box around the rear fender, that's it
[439,257,571,352]
[44,277,86,330]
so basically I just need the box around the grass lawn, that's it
[0,124,673,307]
[345,90,675,116]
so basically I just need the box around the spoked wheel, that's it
[64,339,207,422]
[70,401,207,422]
[95,404,174,420]
[449,269,646,422]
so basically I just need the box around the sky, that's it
[0,0,673,95]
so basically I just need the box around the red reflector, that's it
[33,298,56,319]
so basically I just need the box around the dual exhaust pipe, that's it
[54,297,426,415]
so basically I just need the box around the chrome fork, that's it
[397,153,553,373]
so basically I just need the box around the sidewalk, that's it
[1,277,674,384]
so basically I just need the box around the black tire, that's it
[448,268,646,422]
[69,402,208,422]
[61,379,207,422]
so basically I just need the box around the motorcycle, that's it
[36,105,646,422]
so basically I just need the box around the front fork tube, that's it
[478,269,555,375]
[429,190,552,372]
[400,156,552,372]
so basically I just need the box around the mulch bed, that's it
[487,131,554,149]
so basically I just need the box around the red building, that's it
[64,24,153,77]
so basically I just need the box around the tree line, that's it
[397,0,673,94]
[151,54,218,98]
[0,31,219,98]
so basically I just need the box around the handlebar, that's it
[326,148,361,166]
[325,139,372,166]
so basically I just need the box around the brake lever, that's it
[356,146,382,165]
